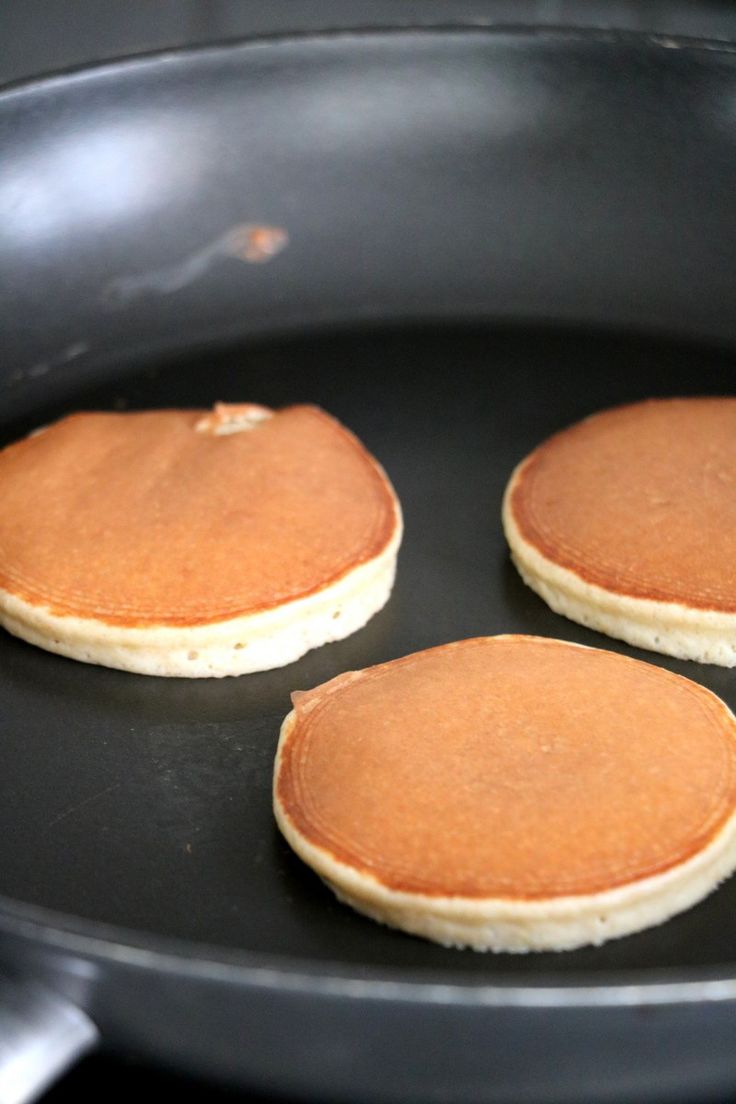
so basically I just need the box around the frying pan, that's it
[3,24,736,1104]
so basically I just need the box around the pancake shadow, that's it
[495,553,736,714]
[0,595,401,731]
[494,553,588,642]
[270,800,736,975]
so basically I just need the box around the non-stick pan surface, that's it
[4,28,736,1104]
[4,323,736,973]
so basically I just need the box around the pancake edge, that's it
[502,457,736,667]
[0,511,402,678]
[273,693,736,953]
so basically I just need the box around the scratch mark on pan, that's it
[650,36,683,49]
[102,223,289,306]
[5,341,90,389]
[46,782,121,830]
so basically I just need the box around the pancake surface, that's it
[0,403,402,676]
[274,635,736,951]
[503,397,736,665]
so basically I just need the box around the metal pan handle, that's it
[0,977,98,1104]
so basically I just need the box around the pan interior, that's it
[2,322,736,980]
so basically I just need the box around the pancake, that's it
[0,403,402,677]
[503,397,736,665]
[273,635,736,952]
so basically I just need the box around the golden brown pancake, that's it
[503,397,736,664]
[274,635,736,951]
[0,403,402,676]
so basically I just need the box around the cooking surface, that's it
[2,324,736,982]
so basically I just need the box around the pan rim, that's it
[2,888,736,1006]
[1,22,736,102]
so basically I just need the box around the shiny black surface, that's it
[4,30,736,392]
[5,0,736,88]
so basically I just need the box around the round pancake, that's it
[0,403,402,677]
[503,397,736,665]
[273,635,736,952]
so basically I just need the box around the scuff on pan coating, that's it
[102,223,289,304]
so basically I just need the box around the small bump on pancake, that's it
[503,397,736,665]
[273,635,736,952]
[0,404,402,676]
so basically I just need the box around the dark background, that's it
[5,3,736,1102]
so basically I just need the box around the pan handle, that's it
[0,977,98,1104]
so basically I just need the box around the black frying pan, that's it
[2,27,736,1104]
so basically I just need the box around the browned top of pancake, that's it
[276,636,736,899]
[0,405,398,626]
[508,397,736,611]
